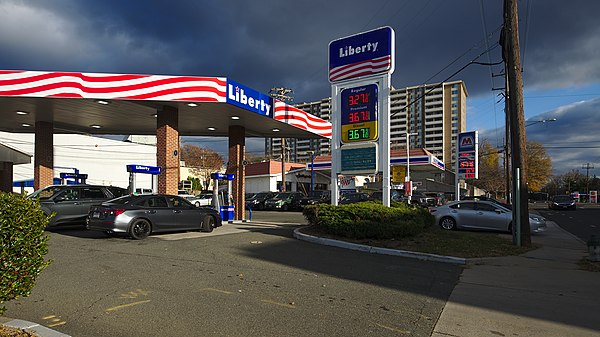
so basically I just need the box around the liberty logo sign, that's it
[227,79,272,117]
[329,27,394,82]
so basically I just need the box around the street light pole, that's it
[405,132,417,204]
[308,150,315,193]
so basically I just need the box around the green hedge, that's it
[303,201,434,240]
[0,192,51,315]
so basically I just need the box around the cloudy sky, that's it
[0,0,598,174]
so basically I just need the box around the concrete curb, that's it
[293,227,467,265]
[0,317,70,337]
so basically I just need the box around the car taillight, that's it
[106,209,126,216]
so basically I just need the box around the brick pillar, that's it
[156,106,179,195]
[0,162,13,192]
[227,125,245,220]
[34,121,54,190]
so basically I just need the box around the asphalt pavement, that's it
[0,209,600,337]
[1,212,461,337]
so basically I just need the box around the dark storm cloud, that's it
[480,97,600,174]
[3,0,599,102]
[0,0,596,107]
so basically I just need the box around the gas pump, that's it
[211,172,235,222]
[126,164,161,194]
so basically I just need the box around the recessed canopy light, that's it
[152,114,158,118]
[16,111,29,115]
[90,124,102,129]
[96,100,110,105]
[21,123,31,127]
[272,128,280,132]
[207,127,216,131]
[231,116,240,120]
[187,103,198,107]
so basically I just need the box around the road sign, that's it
[341,142,378,175]
[340,84,378,143]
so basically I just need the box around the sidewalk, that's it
[0,317,70,337]
[432,221,600,337]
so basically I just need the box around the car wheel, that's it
[201,215,215,233]
[258,204,264,210]
[129,219,152,240]
[440,217,456,230]
[282,204,288,211]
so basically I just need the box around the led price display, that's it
[340,84,378,143]
[458,152,476,179]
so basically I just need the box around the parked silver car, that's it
[430,200,546,233]
[86,194,222,239]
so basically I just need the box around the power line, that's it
[391,45,502,118]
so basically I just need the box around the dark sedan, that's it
[28,184,128,227]
[339,192,370,204]
[86,194,222,239]
[245,191,275,210]
[264,192,305,211]
[548,195,576,210]
[293,190,331,209]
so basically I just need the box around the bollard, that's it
[587,235,600,262]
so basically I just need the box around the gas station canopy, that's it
[0,70,332,139]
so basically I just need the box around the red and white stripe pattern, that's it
[0,70,226,102]
[329,55,391,82]
[274,100,332,138]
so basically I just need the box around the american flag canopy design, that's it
[274,100,332,139]
[0,70,227,102]
[329,55,392,82]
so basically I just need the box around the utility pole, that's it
[502,0,531,246]
[582,163,594,196]
[269,87,293,192]
[504,66,511,205]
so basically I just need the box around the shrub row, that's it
[0,192,51,315]
[302,201,434,240]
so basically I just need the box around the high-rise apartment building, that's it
[265,80,467,169]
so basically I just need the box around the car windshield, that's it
[273,193,292,199]
[307,191,328,198]
[249,193,270,199]
[342,193,364,201]
[107,195,138,205]
[196,194,212,199]
[553,196,573,202]
[28,186,66,200]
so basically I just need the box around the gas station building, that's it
[0,70,331,220]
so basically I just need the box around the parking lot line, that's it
[105,300,151,312]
